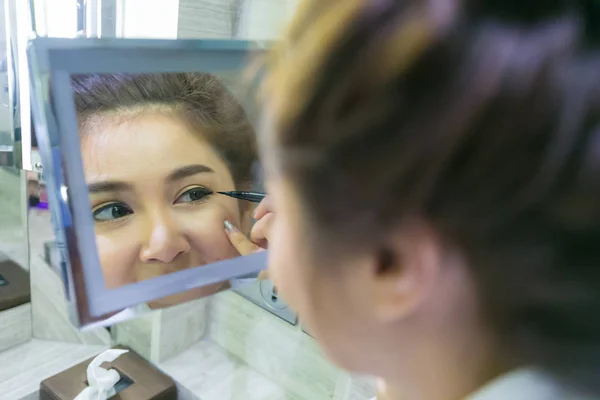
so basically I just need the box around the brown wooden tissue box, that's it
[0,259,31,312]
[39,346,177,400]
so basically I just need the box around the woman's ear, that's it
[369,222,443,322]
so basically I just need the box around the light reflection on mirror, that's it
[72,72,262,311]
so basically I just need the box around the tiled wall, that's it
[0,169,31,353]
[208,291,377,400]
[177,0,290,40]
[177,0,239,39]
[0,168,28,269]
[113,297,210,364]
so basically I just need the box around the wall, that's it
[236,0,288,40]
[207,291,377,400]
[177,0,238,39]
[0,168,31,353]
[177,0,289,40]
[0,0,11,138]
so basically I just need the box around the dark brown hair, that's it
[264,0,600,393]
[71,72,257,190]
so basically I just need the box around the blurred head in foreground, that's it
[261,0,600,398]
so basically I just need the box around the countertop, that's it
[0,339,108,400]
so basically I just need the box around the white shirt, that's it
[371,368,596,400]
[466,368,594,400]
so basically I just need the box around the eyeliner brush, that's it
[217,191,266,203]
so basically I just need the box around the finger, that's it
[257,270,270,280]
[224,220,261,256]
[253,196,273,220]
[250,213,275,249]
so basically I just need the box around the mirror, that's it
[28,37,270,328]
[0,0,37,170]
[0,166,31,352]
[0,0,18,167]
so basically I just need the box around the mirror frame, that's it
[28,37,270,328]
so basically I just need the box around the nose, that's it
[140,214,190,263]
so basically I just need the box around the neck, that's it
[368,250,517,400]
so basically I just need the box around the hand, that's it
[225,196,273,280]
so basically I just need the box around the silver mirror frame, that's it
[28,37,270,328]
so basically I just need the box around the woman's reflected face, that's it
[81,110,246,307]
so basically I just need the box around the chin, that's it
[147,282,226,309]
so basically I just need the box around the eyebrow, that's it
[166,164,214,182]
[88,181,131,194]
[87,164,215,194]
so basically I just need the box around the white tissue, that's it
[74,349,129,400]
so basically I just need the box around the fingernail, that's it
[224,220,236,232]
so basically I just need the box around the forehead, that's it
[80,110,229,181]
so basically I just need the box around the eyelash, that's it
[92,202,133,223]
[91,186,214,223]
[174,186,213,205]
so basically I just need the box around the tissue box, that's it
[39,346,177,400]
[0,260,31,312]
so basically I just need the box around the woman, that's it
[73,72,258,309]
[229,0,600,399]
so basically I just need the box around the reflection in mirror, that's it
[72,72,264,315]
[0,0,17,167]
[0,166,31,353]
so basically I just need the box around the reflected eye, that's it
[176,186,212,204]
[92,203,133,222]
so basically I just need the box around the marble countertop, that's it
[0,339,108,400]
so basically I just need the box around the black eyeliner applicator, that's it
[217,191,266,203]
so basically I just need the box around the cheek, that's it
[95,230,138,288]
[181,200,245,261]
